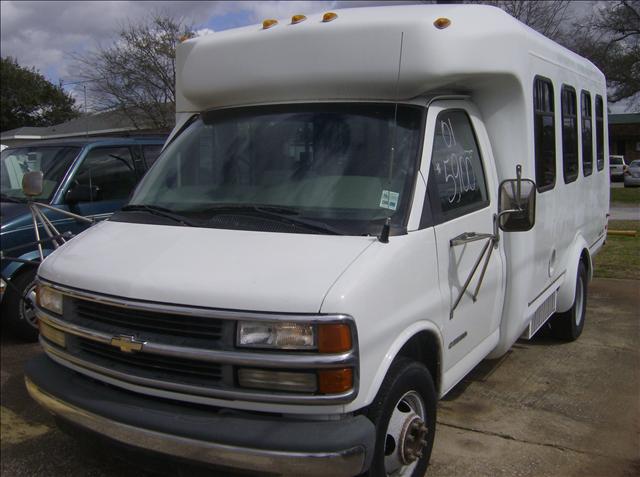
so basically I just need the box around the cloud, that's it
[0,1,420,86]
[195,28,216,37]
[0,1,232,82]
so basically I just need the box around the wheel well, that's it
[580,248,591,281]
[396,331,441,394]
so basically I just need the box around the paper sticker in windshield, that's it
[380,190,400,210]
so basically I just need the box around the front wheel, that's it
[550,261,587,341]
[3,268,40,342]
[364,358,437,477]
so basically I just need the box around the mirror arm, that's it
[28,204,44,261]
[516,163,522,194]
[35,202,94,224]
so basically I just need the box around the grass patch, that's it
[610,187,640,204]
[594,220,640,280]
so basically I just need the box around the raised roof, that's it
[175,4,604,112]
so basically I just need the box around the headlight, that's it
[237,321,353,353]
[237,321,315,350]
[36,285,63,315]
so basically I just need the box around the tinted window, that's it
[581,91,593,177]
[429,110,488,218]
[534,77,556,191]
[142,144,163,168]
[73,147,137,201]
[595,95,604,171]
[561,85,578,183]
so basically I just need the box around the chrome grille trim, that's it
[41,339,356,405]
[40,279,352,323]
[38,310,356,368]
[35,278,359,405]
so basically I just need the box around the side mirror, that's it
[66,183,100,204]
[498,175,536,232]
[22,171,44,197]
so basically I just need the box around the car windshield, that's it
[128,103,424,235]
[0,146,80,201]
[610,157,624,165]
[630,160,640,168]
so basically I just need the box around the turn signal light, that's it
[291,14,307,24]
[319,368,353,393]
[433,17,451,29]
[263,19,278,29]
[318,324,352,353]
[322,12,338,22]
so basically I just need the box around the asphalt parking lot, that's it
[1,278,639,477]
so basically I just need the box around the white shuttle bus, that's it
[26,5,609,476]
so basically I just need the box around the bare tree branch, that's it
[71,13,194,129]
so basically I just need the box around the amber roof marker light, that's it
[434,17,451,29]
[262,19,279,30]
[291,14,307,24]
[322,12,338,22]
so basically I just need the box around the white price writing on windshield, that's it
[436,119,477,204]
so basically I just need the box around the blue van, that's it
[1,136,165,340]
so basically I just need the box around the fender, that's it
[1,249,52,282]
[365,320,443,404]
[556,234,591,313]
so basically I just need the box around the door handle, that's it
[450,231,494,247]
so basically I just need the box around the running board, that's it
[521,291,557,340]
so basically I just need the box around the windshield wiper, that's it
[121,204,197,227]
[0,193,27,203]
[200,204,346,235]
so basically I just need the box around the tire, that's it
[550,261,587,341]
[364,358,437,477]
[2,268,39,342]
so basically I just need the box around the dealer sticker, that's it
[380,190,400,210]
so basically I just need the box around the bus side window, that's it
[595,95,604,171]
[581,91,593,177]
[561,85,578,183]
[533,77,556,192]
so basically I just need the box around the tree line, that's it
[1,1,638,133]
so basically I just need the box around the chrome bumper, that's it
[25,357,374,476]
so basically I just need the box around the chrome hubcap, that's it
[384,390,427,476]
[20,283,39,329]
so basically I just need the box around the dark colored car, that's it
[1,136,165,340]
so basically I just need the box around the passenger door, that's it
[425,102,506,377]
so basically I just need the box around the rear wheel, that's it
[551,261,587,341]
[364,358,437,477]
[3,268,39,342]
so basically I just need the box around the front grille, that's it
[75,337,225,387]
[68,298,227,344]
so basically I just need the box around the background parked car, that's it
[609,155,627,182]
[0,136,165,340]
[624,159,640,188]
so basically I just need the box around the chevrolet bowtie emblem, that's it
[110,335,145,353]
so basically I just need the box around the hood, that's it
[38,220,375,313]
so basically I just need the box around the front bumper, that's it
[25,355,375,476]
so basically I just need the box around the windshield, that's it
[610,157,624,165]
[127,103,424,235]
[1,146,80,201]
